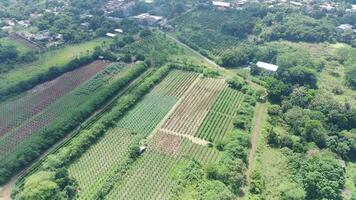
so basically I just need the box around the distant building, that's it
[114,28,123,33]
[336,24,354,32]
[106,33,116,38]
[80,22,90,27]
[290,1,303,7]
[132,13,163,25]
[212,1,231,8]
[320,4,334,11]
[256,61,279,72]
[33,32,51,41]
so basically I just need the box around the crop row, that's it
[162,78,226,136]
[152,69,199,98]
[0,61,108,137]
[195,88,244,142]
[0,64,120,159]
[69,128,135,200]
[65,70,197,198]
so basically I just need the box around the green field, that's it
[0,37,31,54]
[0,38,110,92]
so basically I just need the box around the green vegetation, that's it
[0,38,110,100]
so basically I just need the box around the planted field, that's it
[170,9,242,60]
[14,69,246,199]
[161,78,226,137]
[0,63,128,159]
[0,60,109,137]
[66,70,199,199]
[195,87,244,142]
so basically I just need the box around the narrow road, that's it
[238,103,267,200]
[0,67,151,200]
[163,31,266,93]
[246,103,266,179]
[163,32,223,70]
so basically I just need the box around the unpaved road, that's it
[246,103,267,179]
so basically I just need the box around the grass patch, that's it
[0,38,110,91]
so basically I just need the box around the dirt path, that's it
[158,128,210,146]
[0,67,151,200]
[163,31,266,93]
[246,103,266,179]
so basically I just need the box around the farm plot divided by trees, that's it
[0,62,150,184]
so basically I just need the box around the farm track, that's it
[158,128,209,146]
[238,103,267,200]
[0,68,152,200]
[164,31,267,92]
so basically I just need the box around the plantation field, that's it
[170,9,242,60]
[0,38,110,94]
[0,60,109,137]
[0,62,132,160]
[66,70,199,199]
[14,68,246,199]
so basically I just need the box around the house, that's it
[80,22,90,27]
[17,20,30,27]
[336,24,353,32]
[33,32,51,41]
[114,28,123,33]
[133,13,163,25]
[290,1,303,7]
[256,61,279,72]
[212,1,231,8]
[106,33,116,38]
[320,4,334,11]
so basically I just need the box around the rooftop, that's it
[256,61,279,72]
[212,1,231,7]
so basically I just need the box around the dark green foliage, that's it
[129,143,141,160]
[0,44,18,63]
[300,153,345,200]
[249,171,265,195]
[345,64,356,89]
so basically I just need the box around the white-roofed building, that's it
[212,1,231,8]
[106,33,116,38]
[133,13,163,25]
[256,61,279,72]
[336,24,354,32]
[114,29,123,33]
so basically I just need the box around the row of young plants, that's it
[169,80,259,199]
[12,64,174,199]
[0,62,148,185]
